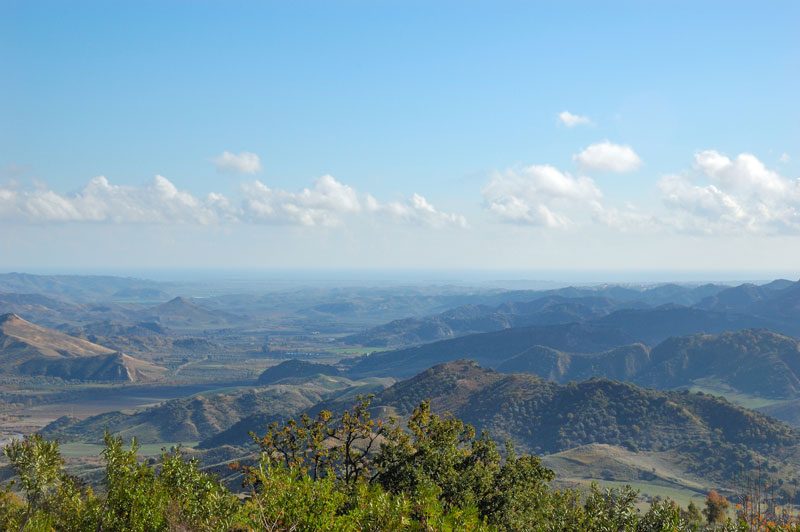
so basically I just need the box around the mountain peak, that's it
[166,296,193,305]
[0,313,23,324]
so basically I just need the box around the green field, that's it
[59,441,199,458]
[561,479,710,513]
[329,347,391,355]
[687,378,784,409]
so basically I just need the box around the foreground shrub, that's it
[4,398,798,531]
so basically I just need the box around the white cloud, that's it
[1,173,468,230]
[657,150,800,234]
[365,193,468,229]
[0,175,232,224]
[0,186,19,217]
[241,176,467,229]
[780,153,791,164]
[242,174,361,227]
[211,151,262,175]
[482,165,602,227]
[558,111,591,127]
[574,141,642,173]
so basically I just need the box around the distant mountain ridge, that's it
[0,272,172,302]
[346,279,800,348]
[349,321,800,404]
[349,321,636,377]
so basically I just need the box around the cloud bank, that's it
[0,174,466,230]
[0,176,231,225]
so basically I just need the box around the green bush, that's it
[3,399,794,531]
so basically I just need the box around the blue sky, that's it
[1,1,799,278]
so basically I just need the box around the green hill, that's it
[638,329,800,398]
[257,359,341,385]
[360,360,800,484]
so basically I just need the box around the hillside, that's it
[348,307,800,401]
[348,322,635,378]
[345,297,637,347]
[0,313,165,382]
[638,329,800,398]
[0,313,116,360]
[360,361,800,483]
[495,329,800,401]
[199,375,394,448]
[44,385,331,444]
[59,320,219,355]
[137,297,241,328]
[497,343,651,382]
[46,374,394,446]
[344,283,734,348]
[257,359,342,385]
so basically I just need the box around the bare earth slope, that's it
[0,313,165,381]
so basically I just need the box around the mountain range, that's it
[347,279,800,348]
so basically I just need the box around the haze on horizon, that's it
[2,1,798,274]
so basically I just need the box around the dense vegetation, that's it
[3,396,799,531]
[350,362,800,486]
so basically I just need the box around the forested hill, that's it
[355,360,800,483]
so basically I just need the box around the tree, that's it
[703,489,730,525]
[3,434,64,531]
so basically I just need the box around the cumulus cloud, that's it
[657,150,800,234]
[241,175,467,229]
[365,193,468,229]
[482,165,602,227]
[211,151,262,175]
[1,172,467,230]
[0,175,232,224]
[241,174,361,227]
[574,141,642,173]
[558,111,591,127]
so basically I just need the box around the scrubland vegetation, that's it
[3,397,799,532]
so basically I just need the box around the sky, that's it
[1,1,799,279]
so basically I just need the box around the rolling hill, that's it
[137,297,242,328]
[47,374,394,445]
[257,359,342,385]
[44,386,328,444]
